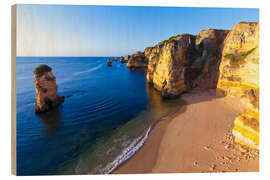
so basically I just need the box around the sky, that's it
[16,4,259,57]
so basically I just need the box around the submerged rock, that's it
[33,65,65,113]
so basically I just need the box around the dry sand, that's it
[114,89,259,174]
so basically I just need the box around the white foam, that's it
[74,64,103,75]
[104,127,152,174]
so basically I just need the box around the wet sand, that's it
[113,89,259,174]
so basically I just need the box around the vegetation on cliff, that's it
[224,47,256,67]
[217,22,259,150]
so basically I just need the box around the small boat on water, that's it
[107,59,112,67]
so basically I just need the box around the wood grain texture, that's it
[11,4,17,175]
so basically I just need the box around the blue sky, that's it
[17,5,259,57]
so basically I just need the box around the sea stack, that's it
[33,65,65,113]
[107,59,112,66]
[120,56,125,63]
[124,56,129,62]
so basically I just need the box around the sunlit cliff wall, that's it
[126,22,259,150]
[217,22,259,150]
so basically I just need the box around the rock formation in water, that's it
[124,55,129,62]
[107,59,112,67]
[126,51,148,70]
[127,21,259,150]
[33,65,65,113]
[120,56,125,63]
[217,22,259,150]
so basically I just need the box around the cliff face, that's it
[126,51,148,70]
[193,29,230,89]
[145,30,229,97]
[127,21,259,150]
[145,34,198,97]
[217,22,259,149]
[34,65,65,113]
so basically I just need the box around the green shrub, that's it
[224,53,233,59]
[229,47,256,66]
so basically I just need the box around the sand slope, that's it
[114,89,259,174]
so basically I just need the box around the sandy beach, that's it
[114,89,259,174]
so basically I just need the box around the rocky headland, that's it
[33,65,65,113]
[125,22,259,155]
[126,51,148,70]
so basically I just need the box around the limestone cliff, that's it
[193,29,230,89]
[126,51,148,70]
[145,34,198,97]
[217,22,259,149]
[145,30,229,97]
[127,21,259,150]
[34,65,65,113]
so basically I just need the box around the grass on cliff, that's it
[164,34,183,44]
[224,47,256,66]
[146,34,184,50]
[224,53,233,59]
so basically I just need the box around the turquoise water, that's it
[16,57,182,175]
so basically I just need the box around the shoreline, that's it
[107,99,187,174]
[113,89,259,174]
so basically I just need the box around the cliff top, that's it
[33,64,52,77]
[238,21,258,24]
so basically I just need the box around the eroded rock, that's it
[144,30,228,97]
[33,65,65,113]
[217,22,259,150]
[126,51,148,70]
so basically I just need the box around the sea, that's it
[16,57,183,175]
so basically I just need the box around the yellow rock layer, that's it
[233,111,259,150]
[217,22,259,150]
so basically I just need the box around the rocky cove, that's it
[126,22,259,151]
[28,21,259,174]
